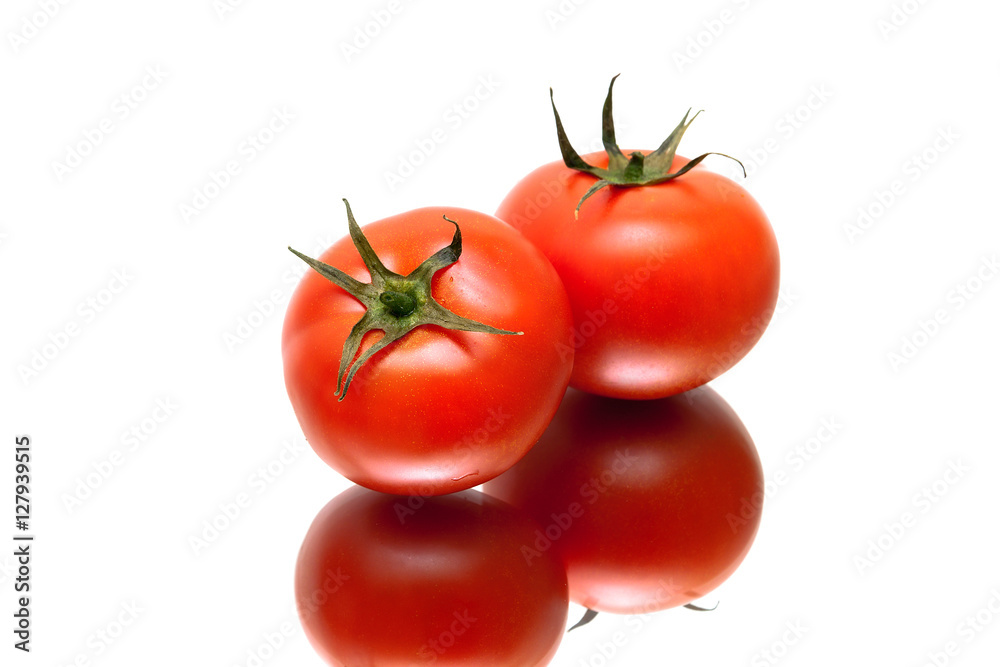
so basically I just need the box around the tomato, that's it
[282,203,573,495]
[296,486,569,666]
[484,385,763,614]
[495,78,780,399]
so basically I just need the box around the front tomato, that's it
[282,202,573,496]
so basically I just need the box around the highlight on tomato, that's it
[485,385,764,614]
[296,486,569,666]
[282,200,574,496]
[495,76,780,399]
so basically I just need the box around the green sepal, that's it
[550,75,747,216]
[288,201,522,400]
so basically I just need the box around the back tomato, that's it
[296,486,569,666]
[282,206,573,496]
[485,385,764,614]
[497,152,780,399]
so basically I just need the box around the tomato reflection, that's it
[486,385,763,614]
[295,486,568,666]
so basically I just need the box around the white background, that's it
[3,0,999,665]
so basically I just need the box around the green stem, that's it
[379,291,416,317]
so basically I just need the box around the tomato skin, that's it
[295,486,569,666]
[484,386,763,614]
[496,152,780,399]
[282,207,573,495]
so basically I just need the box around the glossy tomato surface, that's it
[496,152,780,399]
[295,486,569,666]
[282,207,573,495]
[485,386,763,614]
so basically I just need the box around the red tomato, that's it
[496,151,780,399]
[296,486,569,666]
[485,386,763,614]
[282,205,573,495]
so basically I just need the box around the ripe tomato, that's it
[497,153,779,399]
[485,386,763,614]
[496,78,779,399]
[282,204,573,495]
[296,486,569,666]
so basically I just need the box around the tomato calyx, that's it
[288,199,523,400]
[549,74,746,216]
